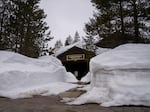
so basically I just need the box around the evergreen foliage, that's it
[65,35,73,46]
[54,40,63,51]
[73,31,80,43]
[0,0,53,58]
[0,0,14,50]
[85,0,150,48]
[83,35,96,53]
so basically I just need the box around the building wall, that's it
[57,47,95,80]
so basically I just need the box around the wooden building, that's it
[57,46,95,80]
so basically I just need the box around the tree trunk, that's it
[119,0,125,36]
[133,0,139,39]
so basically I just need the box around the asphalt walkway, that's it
[0,82,150,112]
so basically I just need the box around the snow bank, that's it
[81,72,91,82]
[38,55,62,66]
[65,72,78,83]
[96,47,110,55]
[68,44,150,107]
[0,51,77,99]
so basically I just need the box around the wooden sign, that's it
[66,54,85,61]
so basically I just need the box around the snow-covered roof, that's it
[55,41,110,56]
[55,41,85,56]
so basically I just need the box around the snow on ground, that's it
[39,56,78,83]
[38,55,62,66]
[67,44,150,107]
[0,51,77,99]
[81,72,91,83]
[96,47,110,55]
[65,72,78,83]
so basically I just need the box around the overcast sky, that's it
[40,0,94,47]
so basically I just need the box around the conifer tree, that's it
[12,0,52,57]
[65,35,73,46]
[83,35,96,53]
[73,31,80,43]
[85,0,150,45]
[0,0,15,50]
[54,40,63,52]
[0,0,53,57]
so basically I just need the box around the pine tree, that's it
[0,0,14,50]
[0,0,53,57]
[83,35,96,53]
[85,0,150,46]
[128,0,150,39]
[11,0,52,57]
[73,31,80,43]
[40,32,53,56]
[83,20,97,52]
[48,47,54,55]
[54,40,63,52]
[65,35,73,46]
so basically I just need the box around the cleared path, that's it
[0,95,150,112]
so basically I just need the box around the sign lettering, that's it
[66,54,85,61]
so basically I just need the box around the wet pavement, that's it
[0,95,150,112]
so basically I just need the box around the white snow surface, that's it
[65,72,78,83]
[0,51,77,99]
[38,55,62,66]
[68,44,150,107]
[96,47,110,55]
[55,40,110,56]
[81,72,91,82]
[91,44,150,70]
[55,41,84,56]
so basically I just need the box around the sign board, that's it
[66,54,85,61]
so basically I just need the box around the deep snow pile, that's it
[38,55,63,66]
[65,72,78,83]
[0,51,77,99]
[81,72,91,83]
[96,47,110,55]
[68,44,150,107]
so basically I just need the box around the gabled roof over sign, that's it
[55,41,85,56]
[57,46,95,57]
[55,40,110,57]
[57,46,96,64]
